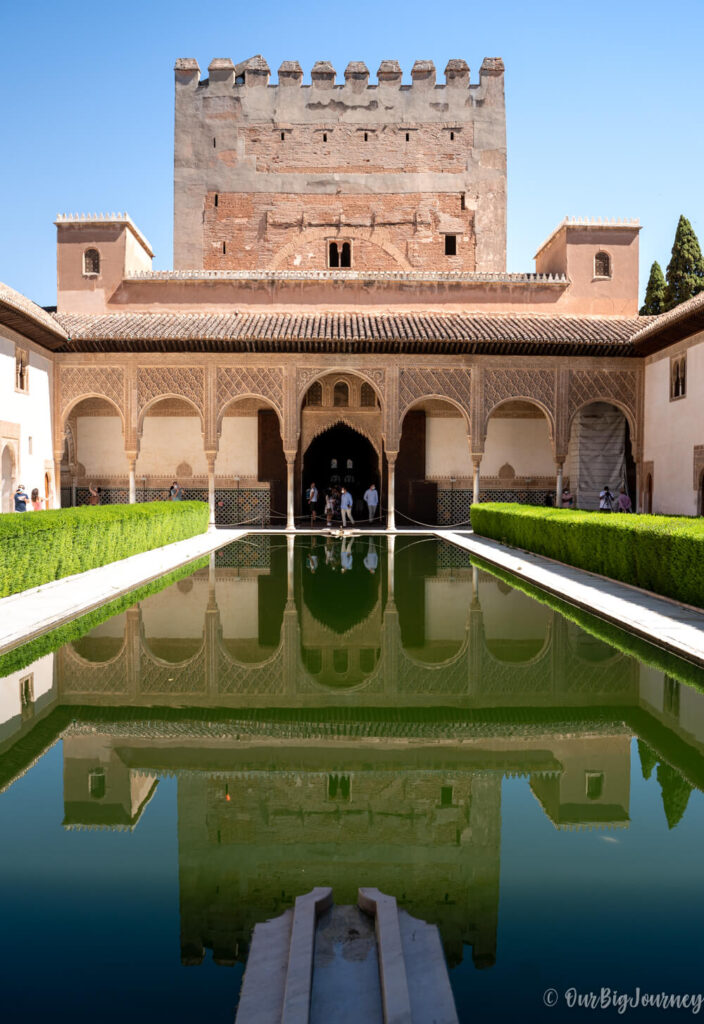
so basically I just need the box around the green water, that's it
[1,534,704,1023]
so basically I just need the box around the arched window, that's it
[594,251,611,278]
[333,381,349,407]
[671,356,687,400]
[83,248,100,275]
[361,382,377,407]
[306,381,322,406]
[328,241,339,268]
[340,241,351,268]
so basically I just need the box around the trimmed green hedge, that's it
[470,503,704,608]
[0,501,209,598]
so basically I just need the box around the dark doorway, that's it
[302,424,380,521]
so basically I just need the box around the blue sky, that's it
[3,0,702,305]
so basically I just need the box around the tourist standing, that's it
[324,489,335,528]
[30,488,44,511]
[363,483,379,522]
[14,485,29,512]
[88,483,101,505]
[169,481,183,501]
[306,481,319,522]
[340,487,355,528]
[560,487,574,509]
[617,487,632,513]
[599,485,613,512]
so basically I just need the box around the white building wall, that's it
[75,416,126,476]
[643,334,704,515]
[216,417,259,477]
[136,416,207,476]
[0,327,56,511]
[425,416,472,478]
[0,654,57,743]
[481,416,554,477]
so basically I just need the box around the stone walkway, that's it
[0,528,243,656]
[443,531,704,670]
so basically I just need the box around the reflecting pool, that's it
[1,535,704,1023]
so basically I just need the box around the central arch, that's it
[302,423,380,522]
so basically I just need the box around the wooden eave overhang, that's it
[632,292,704,355]
[0,285,67,351]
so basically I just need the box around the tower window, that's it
[281,131,285,141]
[460,193,466,211]
[450,131,455,141]
[83,248,100,275]
[213,137,216,147]
[328,241,339,268]
[340,241,351,268]
[594,251,611,278]
[444,234,457,256]
[364,131,368,142]
[214,193,219,207]
[405,132,410,142]
[15,349,28,393]
[222,242,227,255]
[585,772,604,801]
[89,768,106,800]
[323,132,327,142]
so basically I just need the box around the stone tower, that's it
[173,56,507,274]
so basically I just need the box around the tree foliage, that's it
[639,261,666,315]
[657,761,693,829]
[637,739,658,780]
[664,215,704,310]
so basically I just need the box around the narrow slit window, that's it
[222,241,227,254]
[15,349,28,393]
[364,131,368,142]
[214,193,219,207]
[450,130,455,141]
[323,132,327,142]
[280,131,285,141]
[460,193,465,211]
[213,137,216,148]
[405,132,410,142]
[445,234,457,256]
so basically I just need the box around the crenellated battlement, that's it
[174,55,504,93]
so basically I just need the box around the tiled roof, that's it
[631,291,704,352]
[0,281,67,348]
[53,310,644,355]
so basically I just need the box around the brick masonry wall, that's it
[204,192,475,272]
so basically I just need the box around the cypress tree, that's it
[657,761,692,830]
[637,739,658,780]
[639,261,666,315]
[664,215,704,310]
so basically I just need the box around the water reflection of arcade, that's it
[57,536,634,709]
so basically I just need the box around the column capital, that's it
[205,450,217,468]
[284,450,298,465]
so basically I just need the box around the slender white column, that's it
[128,458,137,504]
[555,462,564,507]
[287,532,295,600]
[286,457,296,531]
[472,458,481,505]
[206,453,216,526]
[386,456,396,532]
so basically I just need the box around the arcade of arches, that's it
[54,359,641,526]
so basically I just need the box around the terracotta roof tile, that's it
[53,309,644,355]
